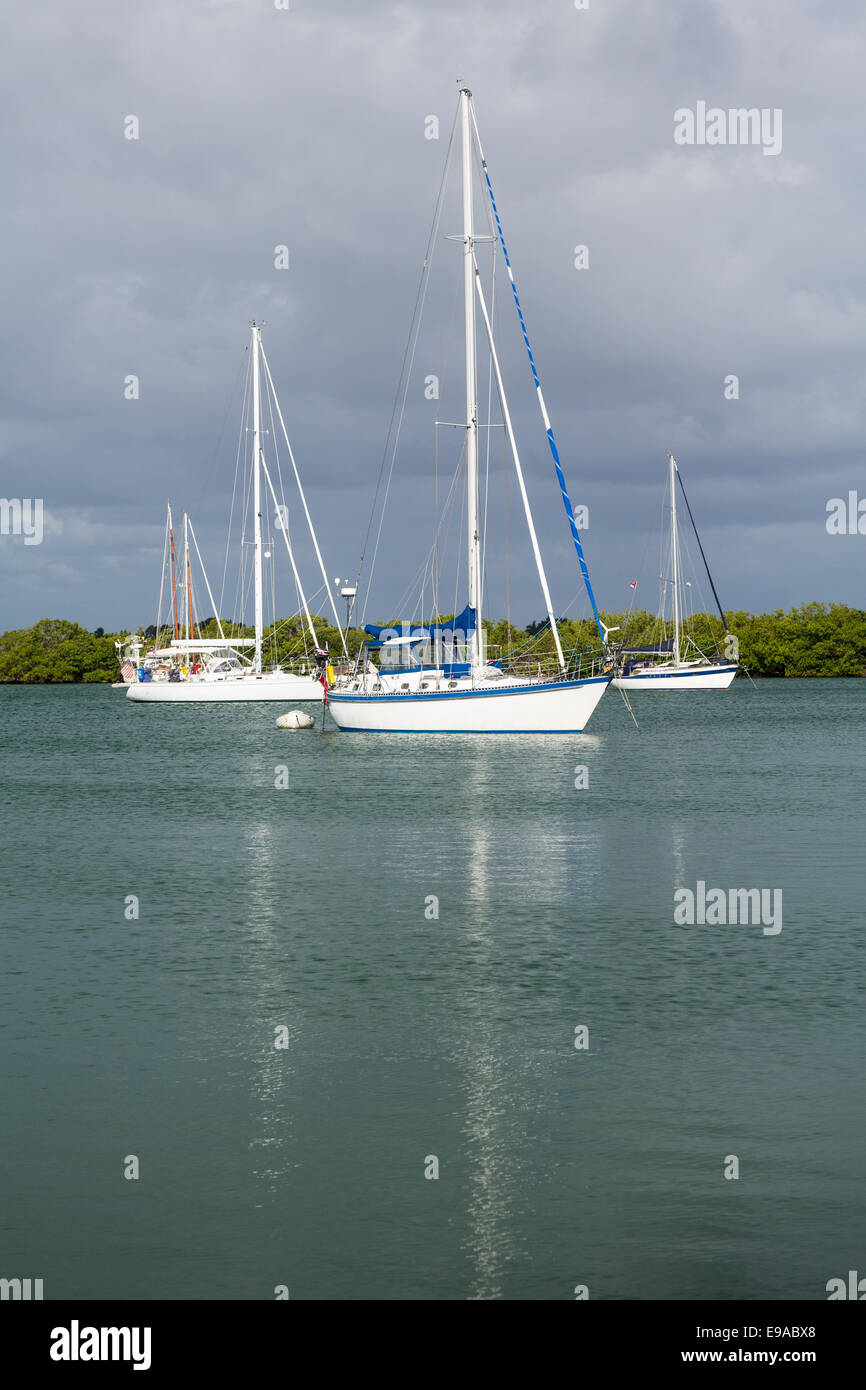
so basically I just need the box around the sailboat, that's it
[612,453,738,691]
[126,323,343,703]
[328,89,611,734]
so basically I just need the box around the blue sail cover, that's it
[621,640,675,654]
[364,605,487,676]
[363,603,477,648]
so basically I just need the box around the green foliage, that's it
[517,603,866,676]
[260,618,371,666]
[0,619,120,684]
[1,604,864,682]
[723,602,866,676]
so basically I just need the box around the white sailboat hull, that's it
[127,673,323,703]
[327,675,610,733]
[613,664,737,691]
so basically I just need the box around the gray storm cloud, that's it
[0,0,863,629]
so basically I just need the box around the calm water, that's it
[1,680,863,1300]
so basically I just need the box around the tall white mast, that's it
[461,88,483,678]
[252,323,264,673]
[183,510,190,645]
[670,452,681,667]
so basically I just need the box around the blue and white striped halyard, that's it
[470,104,605,646]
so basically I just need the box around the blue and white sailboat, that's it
[328,89,611,734]
[613,453,738,691]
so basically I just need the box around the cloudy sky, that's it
[1,0,864,633]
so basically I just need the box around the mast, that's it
[469,100,607,648]
[252,322,264,674]
[168,502,180,640]
[670,453,681,667]
[184,510,192,647]
[460,88,483,677]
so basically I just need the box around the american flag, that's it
[121,661,135,682]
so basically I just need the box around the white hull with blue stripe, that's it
[328,673,610,733]
[613,454,739,693]
[613,663,737,691]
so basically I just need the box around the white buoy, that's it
[276,710,315,730]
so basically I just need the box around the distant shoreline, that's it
[1,605,864,682]
[3,675,863,687]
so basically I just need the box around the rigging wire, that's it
[676,466,729,629]
[219,343,252,635]
[432,244,464,618]
[356,107,459,625]
[469,97,605,645]
[196,346,248,527]
[153,508,170,648]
